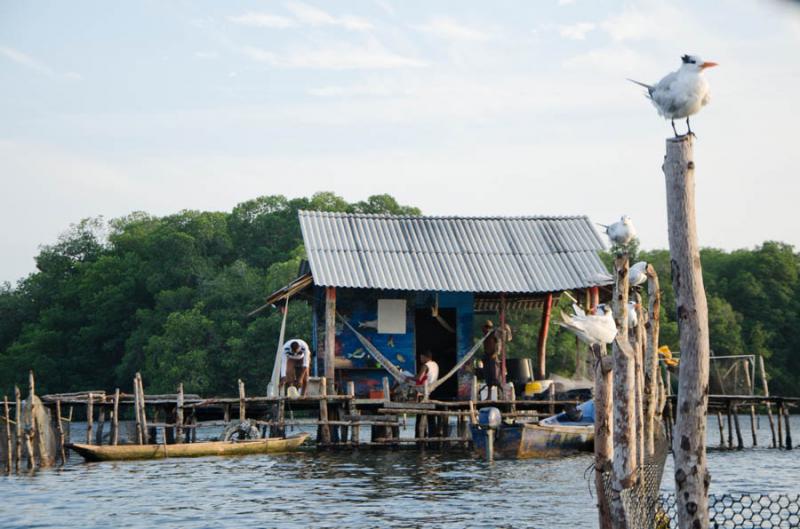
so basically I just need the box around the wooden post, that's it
[55,400,66,465]
[223,404,230,424]
[471,375,478,402]
[593,342,614,529]
[136,373,149,444]
[500,293,508,382]
[548,383,555,416]
[727,403,733,450]
[133,376,143,445]
[14,387,21,473]
[644,264,661,457]
[86,393,94,445]
[716,411,725,449]
[664,135,711,529]
[777,401,784,449]
[611,254,635,528]
[238,379,246,422]
[784,405,793,450]
[4,396,11,473]
[27,372,38,468]
[347,382,359,446]
[732,404,743,450]
[176,384,184,444]
[632,294,645,468]
[318,377,331,445]
[95,398,106,445]
[536,293,554,380]
[325,287,336,395]
[743,361,757,447]
[758,356,777,448]
[111,389,120,446]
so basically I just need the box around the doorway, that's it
[415,308,458,400]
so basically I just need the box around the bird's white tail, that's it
[627,78,653,94]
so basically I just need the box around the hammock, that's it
[338,313,494,394]
[267,299,290,397]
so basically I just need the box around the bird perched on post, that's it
[600,215,637,246]
[559,304,617,346]
[628,54,718,137]
[629,261,648,287]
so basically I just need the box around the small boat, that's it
[472,400,594,459]
[67,433,310,462]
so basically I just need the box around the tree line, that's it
[1,193,797,397]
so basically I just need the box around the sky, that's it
[2,0,800,284]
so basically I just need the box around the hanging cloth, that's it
[267,298,290,397]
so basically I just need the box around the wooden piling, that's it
[324,287,336,395]
[15,387,21,473]
[716,411,725,449]
[727,403,734,450]
[111,389,120,446]
[86,393,94,445]
[347,382,359,446]
[4,396,11,473]
[318,377,331,445]
[176,384,184,444]
[743,360,757,446]
[592,342,613,529]
[758,356,777,448]
[135,373,149,444]
[664,135,711,529]
[55,400,66,465]
[784,405,793,450]
[644,264,661,457]
[238,379,246,421]
[95,398,106,445]
[777,401,784,449]
[733,404,743,450]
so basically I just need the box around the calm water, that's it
[2,416,799,529]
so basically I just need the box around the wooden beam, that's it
[500,293,508,383]
[664,135,711,529]
[536,292,554,380]
[593,343,613,529]
[325,287,336,394]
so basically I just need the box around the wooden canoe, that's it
[472,422,593,459]
[67,433,310,462]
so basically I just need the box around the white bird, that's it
[628,301,639,328]
[629,54,718,137]
[601,215,637,246]
[630,261,648,287]
[559,304,617,346]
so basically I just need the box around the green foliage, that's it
[1,194,798,397]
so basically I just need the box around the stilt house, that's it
[266,211,611,399]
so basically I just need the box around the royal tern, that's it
[559,303,617,346]
[629,261,648,287]
[629,54,718,137]
[601,215,637,246]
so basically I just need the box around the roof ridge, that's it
[297,210,590,220]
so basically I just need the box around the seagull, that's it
[600,215,637,246]
[629,54,718,137]
[628,301,639,328]
[629,261,648,287]
[559,304,617,346]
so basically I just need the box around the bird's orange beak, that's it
[701,61,718,69]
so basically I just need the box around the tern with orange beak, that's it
[629,54,718,137]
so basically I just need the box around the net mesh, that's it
[659,493,800,528]
[708,356,756,396]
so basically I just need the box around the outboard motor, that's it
[477,407,502,461]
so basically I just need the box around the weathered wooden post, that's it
[86,393,94,445]
[664,135,711,529]
[3,396,11,472]
[743,361,757,446]
[611,254,635,528]
[55,400,66,465]
[14,386,21,472]
[318,377,331,445]
[716,411,725,448]
[347,381,359,447]
[176,384,184,445]
[593,342,614,529]
[325,287,336,395]
[644,264,661,456]
[536,293,553,380]
[758,356,777,448]
[784,405,793,450]
[111,389,120,445]
[95,398,106,445]
[633,294,645,467]
[238,379,246,422]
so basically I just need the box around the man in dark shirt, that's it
[481,320,502,393]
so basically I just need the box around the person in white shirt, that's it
[280,339,310,395]
[414,351,439,390]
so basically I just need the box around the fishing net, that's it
[659,493,800,528]
[600,426,670,529]
[708,355,757,396]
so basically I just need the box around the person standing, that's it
[280,339,311,395]
[481,320,502,395]
[414,350,439,391]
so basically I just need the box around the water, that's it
[2,416,799,529]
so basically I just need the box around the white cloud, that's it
[194,51,220,60]
[227,12,296,29]
[0,46,81,80]
[285,2,373,31]
[562,45,645,73]
[558,22,595,40]
[414,17,490,41]
[242,41,427,70]
[557,0,576,5]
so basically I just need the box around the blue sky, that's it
[2,0,800,283]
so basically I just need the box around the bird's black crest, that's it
[681,54,692,64]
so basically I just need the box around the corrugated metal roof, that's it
[299,211,611,294]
